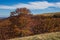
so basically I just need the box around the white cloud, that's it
[55,2,60,8]
[0,1,60,9]
[0,5,16,9]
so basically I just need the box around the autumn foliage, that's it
[0,8,60,40]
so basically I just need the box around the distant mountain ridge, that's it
[0,17,8,19]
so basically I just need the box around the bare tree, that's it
[10,12,16,16]
[10,8,31,16]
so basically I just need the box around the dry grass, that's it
[8,32,60,40]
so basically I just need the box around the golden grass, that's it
[8,32,60,40]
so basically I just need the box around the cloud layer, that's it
[0,1,60,9]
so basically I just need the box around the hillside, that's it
[0,8,60,40]
[9,32,60,40]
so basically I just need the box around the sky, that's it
[0,0,60,17]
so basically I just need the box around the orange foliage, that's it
[0,8,60,40]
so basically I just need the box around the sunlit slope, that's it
[9,32,60,40]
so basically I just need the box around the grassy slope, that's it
[9,32,60,40]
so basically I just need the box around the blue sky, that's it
[0,0,60,17]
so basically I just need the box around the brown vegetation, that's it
[0,8,60,40]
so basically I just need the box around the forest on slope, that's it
[0,8,60,40]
